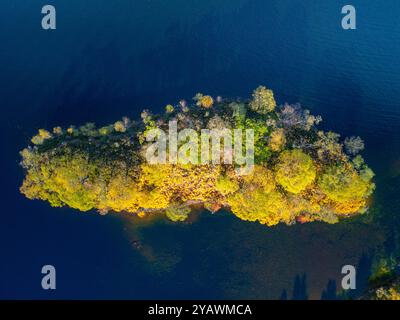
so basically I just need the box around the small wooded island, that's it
[20,86,375,226]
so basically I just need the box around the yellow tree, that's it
[275,150,316,194]
[249,86,276,114]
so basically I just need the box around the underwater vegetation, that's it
[20,86,375,227]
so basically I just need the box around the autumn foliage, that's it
[20,86,375,226]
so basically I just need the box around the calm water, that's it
[0,0,399,299]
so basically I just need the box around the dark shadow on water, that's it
[291,273,308,300]
[279,289,288,300]
[353,253,373,298]
[321,279,337,300]
[341,252,373,300]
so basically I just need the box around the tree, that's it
[194,93,214,108]
[165,104,175,113]
[318,165,374,214]
[318,165,372,202]
[230,102,247,125]
[31,129,52,145]
[20,150,101,211]
[114,121,127,133]
[165,204,191,222]
[241,118,271,163]
[315,131,344,162]
[344,136,364,155]
[53,127,63,135]
[228,188,287,226]
[242,165,275,193]
[216,175,239,196]
[99,125,114,135]
[102,173,140,213]
[275,150,316,194]
[269,128,286,152]
[249,86,276,114]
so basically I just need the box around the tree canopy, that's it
[20,86,375,226]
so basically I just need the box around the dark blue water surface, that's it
[1,0,399,299]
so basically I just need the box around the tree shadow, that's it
[339,252,373,300]
[279,289,288,300]
[321,279,337,300]
[291,273,308,300]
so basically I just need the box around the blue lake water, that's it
[0,0,399,299]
